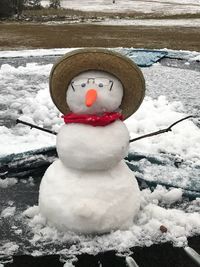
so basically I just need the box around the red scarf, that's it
[62,112,123,127]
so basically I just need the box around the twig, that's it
[16,115,193,140]
[129,115,193,143]
[16,119,57,135]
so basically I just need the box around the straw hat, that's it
[49,48,145,119]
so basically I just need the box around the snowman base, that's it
[39,159,140,234]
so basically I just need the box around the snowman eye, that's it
[98,83,104,88]
[81,83,86,88]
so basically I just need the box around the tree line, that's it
[0,0,61,18]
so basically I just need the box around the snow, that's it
[40,0,200,28]
[41,62,131,233]
[1,50,199,158]
[1,207,16,218]
[41,0,200,15]
[57,121,129,170]
[0,48,199,61]
[23,205,40,218]
[191,54,200,61]
[63,262,76,267]
[0,48,73,58]
[0,178,18,188]
[39,159,140,233]
[159,188,183,204]
[0,62,57,155]
[126,95,200,162]
[22,186,200,257]
[0,242,19,256]
[0,48,200,255]
[94,18,200,27]
[67,71,123,115]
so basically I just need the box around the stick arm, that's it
[129,115,193,143]
[16,119,57,135]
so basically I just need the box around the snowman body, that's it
[39,70,141,234]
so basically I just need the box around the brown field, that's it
[0,22,200,51]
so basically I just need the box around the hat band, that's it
[62,112,123,127]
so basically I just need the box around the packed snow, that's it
[41,0,200,15]
[0,48,200,259]
[21,186,200,257]
[39,68,141,233]
[39,160,140,233]
[0,178,18,188]
[1,207,16,218]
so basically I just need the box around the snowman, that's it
[39,48,145,234]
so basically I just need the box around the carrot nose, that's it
[85,89,97,107]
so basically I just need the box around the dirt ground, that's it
[0,22,200,51]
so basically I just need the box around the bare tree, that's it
[15,0,25,16]
[49,0,61,9]
[0,0,15,17]
[25,0,42,9]
[0,0,27,18]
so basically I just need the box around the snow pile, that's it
[0,62,57,155]
[190,54,200,61]
[0,178,18,188]
[0,242,19,256]
[0,48,73,58]
[126,95,200,162]
[1,207,16,218]
[0,49,199,257]
[22,186,200,256]
[0,58,199,160]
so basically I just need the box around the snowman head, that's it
[50,48,145,119]
[66,70,123,114]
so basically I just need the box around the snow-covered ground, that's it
[93,18,200,27]
[40,1,200,30]
[0,48,199,159]
[41,0,200,15]
[0,48,200,262]
[43,18,200,27]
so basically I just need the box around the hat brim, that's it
[50,48,145,119]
